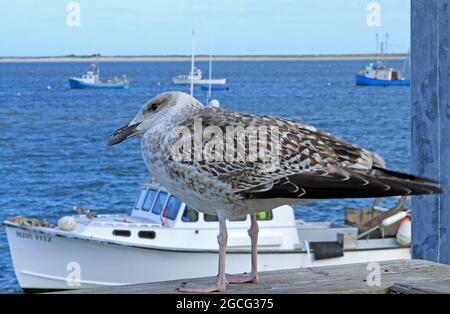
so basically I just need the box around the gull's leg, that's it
[226,213,259,284]
[179,216,228,292]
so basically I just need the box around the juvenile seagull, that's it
[108,91,442,292]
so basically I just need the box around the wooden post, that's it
[411,0,450,263]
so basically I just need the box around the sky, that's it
[0,0,410,57]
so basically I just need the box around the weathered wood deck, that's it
[54,259,450,294]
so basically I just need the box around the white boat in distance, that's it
[172,67,226,85]
[4,181,410,292]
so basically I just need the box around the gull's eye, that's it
[149,102,159,111]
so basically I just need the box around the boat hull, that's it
[5,224,410,291]
[172,77,227,85]
[69,78,129,89]
[355,74,410,86]
[200,85,229,91]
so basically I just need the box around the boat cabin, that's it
[361,62,403,81]
[131,185,278,229]
[80,71,99,84]
[176,67,202,80]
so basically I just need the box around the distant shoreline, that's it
[0,54,408,63]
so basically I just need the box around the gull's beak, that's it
[107,122,141,146]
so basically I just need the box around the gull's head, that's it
[107,92,199,146]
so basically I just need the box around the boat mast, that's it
[379,38,384,63]
[207,54,212,103]
[376,33,379,58]
[190,29,195,97]
[385,33,389,56]
[95,53,100,83]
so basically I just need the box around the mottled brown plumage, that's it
[168,105,442,201]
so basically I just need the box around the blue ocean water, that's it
[0,60,410,292]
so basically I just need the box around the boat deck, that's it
[53,259,450,294]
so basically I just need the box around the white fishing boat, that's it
[172,31,226,86]
[4,180,411,292]
[172,67,226,85]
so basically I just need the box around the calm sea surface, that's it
[0,60,410,292]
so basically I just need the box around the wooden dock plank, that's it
[390,281,450,294]
[53,259,450,294]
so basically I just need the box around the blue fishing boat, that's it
[355,33,410,86]
[69,64,129,89]
[355,63,410,86]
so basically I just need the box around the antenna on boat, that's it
[190,29,195,97]
[385,33,389,55]
[206,54,220,108]
[205,5,220,108]
[375,33,379,57]
[94,53,100,83]
[379,39,384,63]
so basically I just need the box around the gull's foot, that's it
[178,281,227,293]
[226,272,259,284]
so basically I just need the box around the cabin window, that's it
[142,189,157,212]
[138,231,156,239]
[204,214,219,222]
[256,210,273,221]
[152,192,168,215]
[163,196,182,220]
[112,230,131,237]
[182,206,199,222]
[203,211,273,222]
[134,190,147,210]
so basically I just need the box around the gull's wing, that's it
[239,166,442,199]
[171,107,442,199]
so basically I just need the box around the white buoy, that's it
[16,92,21,97]
[381,211,408,228]
[396,217,411,246]
[47,85,52,90]
[209,99,220,108]
[57,216,77,231]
